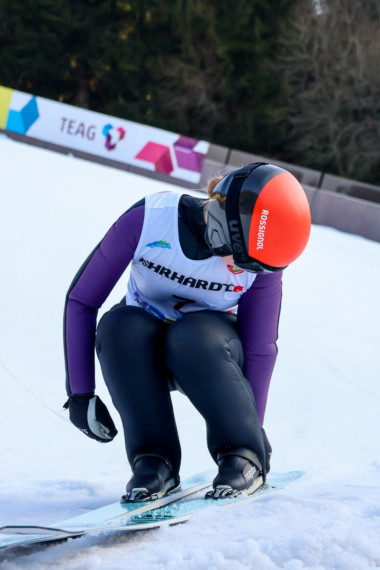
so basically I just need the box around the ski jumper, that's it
[64,192,282,472]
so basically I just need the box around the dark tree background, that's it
[267,0,380,184]
[0,0,379,184]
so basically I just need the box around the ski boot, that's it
[121,452,180,503]
[206,447,264,499]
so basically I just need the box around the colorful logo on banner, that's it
[102,124,126,150]
[135,136,207,176]
[0,86,39,134]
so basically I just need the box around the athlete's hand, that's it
[64,393,118,443]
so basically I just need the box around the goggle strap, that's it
[225,162,266,264]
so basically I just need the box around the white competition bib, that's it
[126,192,256,322]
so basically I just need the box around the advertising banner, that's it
[0,85,209,184]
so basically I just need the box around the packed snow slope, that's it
[0,135,379,570]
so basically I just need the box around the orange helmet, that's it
[206,162,311,272]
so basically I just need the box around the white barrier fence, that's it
[1,84,379,243]
[0,85,209,185]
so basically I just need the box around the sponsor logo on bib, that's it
[139,258,245,293]
[146,240,171,249]
[227,264,244,274]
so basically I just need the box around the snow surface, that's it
[0,134,379,569]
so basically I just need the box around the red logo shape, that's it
[233,285,244,292]
[227,264,244,274]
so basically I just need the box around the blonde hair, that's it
[207,176,223,198]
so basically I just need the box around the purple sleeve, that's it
[64,205,145,395]
[237,271,283,425]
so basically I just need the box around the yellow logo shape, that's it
[0,86,14,130]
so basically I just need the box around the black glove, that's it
[64,393,118,443]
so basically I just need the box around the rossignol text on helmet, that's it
[205,162,311,273]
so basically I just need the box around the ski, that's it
[0,470,213,551]
[89,470,303,530]
[0,471,302,552]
